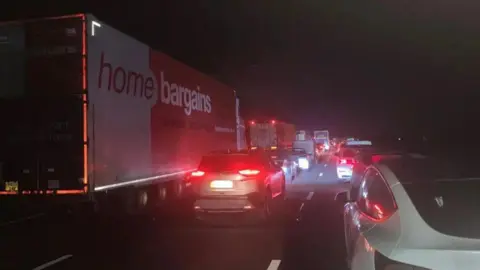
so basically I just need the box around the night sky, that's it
[3,0,480,139]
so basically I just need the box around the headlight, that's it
[298,157,309,169]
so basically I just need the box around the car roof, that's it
[345,140,372,146]
[377,154,480,183]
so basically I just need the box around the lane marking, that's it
[0,213,45,227]
[306,191,314,200]
[32,254,73,270]
[266,259,281,270]
[318,172,323,177]
[324,164,327,167]
[297,202,305,222]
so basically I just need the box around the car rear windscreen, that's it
[292,148,306,154]
[199,154,261,171]
[389,157,480,238]
[344,145,372,151]
[343,149,357,158]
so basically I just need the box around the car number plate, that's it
[210,180,233,189]
[5,181,19,192]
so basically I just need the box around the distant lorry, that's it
[295,130,312,140]
[246,120,296,150]
[314,130,330,149]
[0,14,239,214]
[292,139,316,168]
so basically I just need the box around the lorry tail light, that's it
[238,169,260,176]
[191,170,205,177]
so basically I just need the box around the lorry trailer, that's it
[246,120,296,150]
[0,14,239,214]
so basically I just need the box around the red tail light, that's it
[338,158,356,165]
[238,169,260,176]
[365,199,387,220]
[191,170,205,177]
[371,155,382,163]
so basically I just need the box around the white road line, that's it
[324,164,327,167]
[299,202,305,211]
[32,254,73,270]
[318,172,323,177]
[0,213,45,227]
[266,259,281,270]
[306,191,314,200]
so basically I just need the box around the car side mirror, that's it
[335,191,352,204]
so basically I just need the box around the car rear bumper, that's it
[193,192,264,213]
[337,165,353,179]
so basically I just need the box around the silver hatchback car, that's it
[184,150,286,223]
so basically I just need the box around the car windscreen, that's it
[387,157,480,239]
[384,156,480,183]
[198,154,261,172]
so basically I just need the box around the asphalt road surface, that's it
[0,158,351,270]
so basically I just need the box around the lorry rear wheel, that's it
[158,186,167,201]
[138,190,148,208]
[174,181,183,198]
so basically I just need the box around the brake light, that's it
[238,169,260,176]
[191,170,205,177]
[338,158,356,165]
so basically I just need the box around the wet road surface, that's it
[1,158,351,270]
